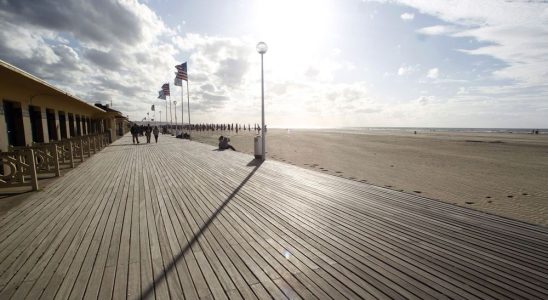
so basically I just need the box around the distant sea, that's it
[322,127,548,135]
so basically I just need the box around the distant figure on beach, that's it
[218,136,236,151]
[153,126,159,143]
[130,124,140,144]
[145,124,152,143]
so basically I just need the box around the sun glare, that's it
[253,0,333,62]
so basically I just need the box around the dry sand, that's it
[189,128,548,227]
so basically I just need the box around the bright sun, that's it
[253,0,333,55]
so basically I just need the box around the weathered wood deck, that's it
[1,134,547,299]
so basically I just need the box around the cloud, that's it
[400,12,415,21]
[0,0,178,120]
[83,48,124,71]
[0,0,171,48]
[426,68,439,79]
[416,25,458,36]
[397,64,418,76]
[380,0,548,87]
[416,95,434,105]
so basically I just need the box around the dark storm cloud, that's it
[84,48,124,70]
[93,76,147,97]
[0,0,143,47]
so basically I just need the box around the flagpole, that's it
[169,96,173,134]
[181,82,184,130]
[174,101,177,133]
[186,80,191,127]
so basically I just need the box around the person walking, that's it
[145,124,152,143]
[153,126,159,143]
[130,123,140,144]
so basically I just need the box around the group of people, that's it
[130,123,159,144]
[160,123,266,134]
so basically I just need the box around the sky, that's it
[1,0,547,128]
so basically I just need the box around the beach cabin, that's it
[0,59,129,152]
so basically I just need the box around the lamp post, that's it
[256,41,268,160]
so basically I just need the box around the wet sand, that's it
[190,128,548,227]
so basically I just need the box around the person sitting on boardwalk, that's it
[130,123,140,144]
[153,126,159,143]
[218,136,236,151]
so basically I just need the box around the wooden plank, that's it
[0,155,122,299]
[48,148,131,299]
[1,135,547,300]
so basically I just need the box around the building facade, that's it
[1,60,128,152]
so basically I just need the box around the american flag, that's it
[161,83,170,96]
[174,72,182,86]
[158,90,166,100]
[175,62,188,81]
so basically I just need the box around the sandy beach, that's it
[189,128,548,227]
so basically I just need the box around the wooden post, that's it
[91,136,96,154]
[52,144,61,177]
[28,149,39,191]
[69,141,75,168]
[86,137,91,157]
[79,139,84,162]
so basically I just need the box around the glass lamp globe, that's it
[256,42,268,54]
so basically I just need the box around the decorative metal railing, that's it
[1,132,110,192]
[0,150,39,191]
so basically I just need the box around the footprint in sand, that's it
[322,169,328,172]
[390,165,394,167]
[359,179,367,182]
[485,196,492,199]
[507,195,514,198]
[465,201,475,204]
[336,171,343,174]
[522,193,529,196]
[349,177,356,180]
[385,185,393,188]
[487,200,493,203]
[413,190,422,194]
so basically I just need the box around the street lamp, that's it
[256,41,268,160]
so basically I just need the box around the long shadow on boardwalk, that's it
[140,159,263,299]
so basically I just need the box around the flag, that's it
[158,90,166,100]
[151,104,155,111]
[175,62,188,81]
[174,72,182,86]
[162,83,170,96]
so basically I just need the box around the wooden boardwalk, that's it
[1,134,547,300]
